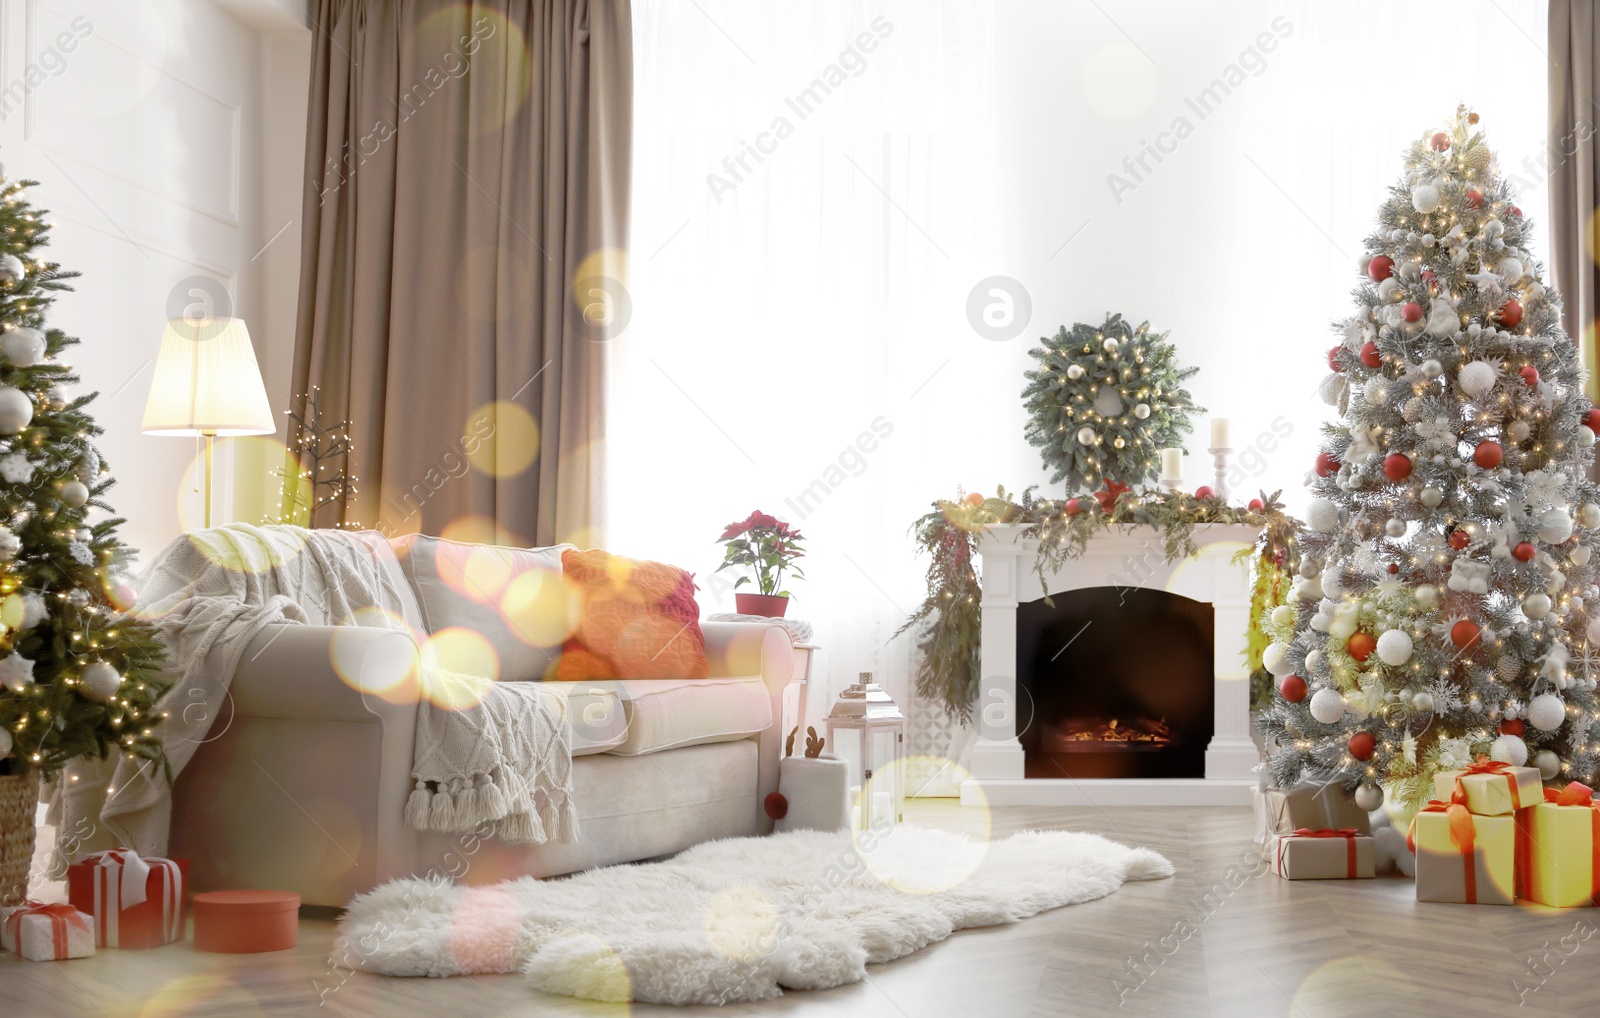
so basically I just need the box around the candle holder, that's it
[1161,473,1183,493]
[1208,447,1231,503]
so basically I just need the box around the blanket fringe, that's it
[404,785,432,829]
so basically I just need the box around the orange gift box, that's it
[67,849,188,949]
[193,890,300,953]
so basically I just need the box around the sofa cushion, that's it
[577,676,771,756]
[539,684,629,756]
[553,549,708,680]
[391,534,576,681]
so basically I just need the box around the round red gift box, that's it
[192,890,300,953]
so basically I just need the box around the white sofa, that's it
[168,537,794,907]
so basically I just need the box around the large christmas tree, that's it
[0,173,166,780]
[1259,107,1600,814]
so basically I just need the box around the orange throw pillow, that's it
[552,549,709,680]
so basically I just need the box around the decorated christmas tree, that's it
[0,173,166,780]
[1259,106,1600,814]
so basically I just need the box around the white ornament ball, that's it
[1421,359,1444,379]
[1307,497,1341,533]
[1363,377,1389,405]
[1580,504,1600,529]
[1581,426,1597,451]
[1420,487,1443,509]
[1411,690,1435,712]
[1263,641,1294,677]
[0,254,23,284]
[1527,693,1567,732]
[0,727,9,758]
[1540,508,1575,544]
[78,661,122,703]
[1587,617,1600,645]
[1305,648,1324,674]
[1411,184,1441,213]
[1415,584,1439,610]
[1458,360,1497,399]
[1376,630,1414,666]
[1385,518,1406,537]
[58,479,88,508]
[1508,420,1531,443]
[1536,749,1563,780]
[1317,373,1345,406]
[1490,733,1530,767]
[1524,592,1553,620]
[0,385,32,435]
[1066,364,1085,380]
[1498,257,1524,283]
[1353,784,1384,812]
[0,327,45,367]
[1309,688,1347,724]
[1271,605,1293,627]
[1133,403,1150,419]
[1076,426,1096,446]
[1102,337,1119,354]
[1378,277,1402,303]
[109,583,138,612]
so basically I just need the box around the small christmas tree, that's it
[0,174,167,779]
[1259,107,1600,813]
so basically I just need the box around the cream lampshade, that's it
[141,317,276,527]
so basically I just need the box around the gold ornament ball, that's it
[1113,437,1125,449]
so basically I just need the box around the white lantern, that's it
[826,672,906,832]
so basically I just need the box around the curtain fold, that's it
[294,0,630,545]
[1549,0,1600,402]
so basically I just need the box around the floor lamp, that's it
[140,317,276,528]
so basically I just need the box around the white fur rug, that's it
[334,825,1172,1005]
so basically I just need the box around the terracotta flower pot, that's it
[736,593,789,618]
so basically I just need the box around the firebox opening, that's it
[1017,585,1213,779]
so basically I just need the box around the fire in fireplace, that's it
[1016,584,1214,780]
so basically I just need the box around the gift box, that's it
[66,849,188,949]
[1515,782,1600,908]
[0,901,94,960]
[1252,780,1371,854]
[1433,757,1541,816]
[1271,828,1375,879]
[1409,799,1515,904]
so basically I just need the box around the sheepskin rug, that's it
[334,824,1172,1005]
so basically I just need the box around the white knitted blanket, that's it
[56,524,574,857]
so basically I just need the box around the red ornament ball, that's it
[1194,486,1215,500]
[1278,674,1308,703]
[1430,132,1451,151]
[1520,366,1539,386]
[1402,301,1423,323]
[1388,563,1400,574]
[1383,453,1412,482]
[1248,497,1265,511]
[1513,541,1537,562]
[1328,346,1343,372]
[1367,255,1394,282]
[1510,205,1522,218]
[1500,718,1525,737]
[1064,498,1083,516]
[1348,732,1377,761]
[763,791,788,820]
[1474,440,1503,469]
[1584,409,1600,434]
[1466,188,1484,209]
[964,492,985,507]
[1450,619,1482,650]
[1421,268,1436,284]
[1315,451,1341,477]
[1347,631,1377,663]
[1449,529,1471,551]
[1498,299,1524,329]
[1360,341,1382,368]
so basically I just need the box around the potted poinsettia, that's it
[716,510,805,617]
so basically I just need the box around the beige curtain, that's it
[293,0,630,545]
[1549,0,1600,403]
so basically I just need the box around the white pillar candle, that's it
[1161,447,1183,477]
[1210,418,1231,449]
[872,790,892,822]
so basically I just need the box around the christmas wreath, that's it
[1021,314,1203,492]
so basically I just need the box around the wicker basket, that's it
[0,771,39,906]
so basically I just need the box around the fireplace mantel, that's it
[962,523,1260,806]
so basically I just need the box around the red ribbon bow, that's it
[1279,828,1361,878]
[4,900,89,959]
[1409,799,1478,902]
[1545,782,1594,807]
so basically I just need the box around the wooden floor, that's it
[6,800,1599,1017]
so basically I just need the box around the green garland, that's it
[1021,314,1203,492]
[896,485,1298,722]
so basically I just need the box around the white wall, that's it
[0,0,309,564]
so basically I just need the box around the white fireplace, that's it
[961,523,1260,806]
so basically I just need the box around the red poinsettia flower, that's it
[719,522,747,540]
[752,512,778,529]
